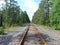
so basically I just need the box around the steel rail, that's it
[19,25,30,45]
[33,25,48,45]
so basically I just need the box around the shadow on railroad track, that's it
[19,33,55,44]
[0,32,55,45]
[40,33,56,42]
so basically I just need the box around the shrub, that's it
[0,27,4,35]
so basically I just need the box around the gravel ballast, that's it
[36,25,60,45]
[0,26,27,45]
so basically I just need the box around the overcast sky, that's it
[0,0,41,21]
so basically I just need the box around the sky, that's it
[0,0,41,21]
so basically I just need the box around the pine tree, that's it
[50,0,60,29]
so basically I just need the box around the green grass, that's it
[39,25,60,30]
[0,25,20,35]
[39,25,55,30]
[55,25,60,30]
[5,26,20,32]
[39,25,51,28]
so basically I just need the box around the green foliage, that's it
[0,27,4,34]
[32,0,49,25]
[0,0,30,32]
[32,0,60,30]
[20,11,30,24]
[50,0,60,30]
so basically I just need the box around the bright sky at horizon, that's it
[0,0,41,21]
[17,0,41,21]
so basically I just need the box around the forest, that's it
[0,0,30,34]
[32,0,60,30]
[0,0,60,34]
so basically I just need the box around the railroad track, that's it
[19,24,47,45]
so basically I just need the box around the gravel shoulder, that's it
[0,26,28,45]
[35,25,60,45]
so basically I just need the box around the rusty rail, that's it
[19,24,30,45]
[33,25,48,45]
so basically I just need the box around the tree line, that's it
[32,0,60,30]
[0,0,30,28]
